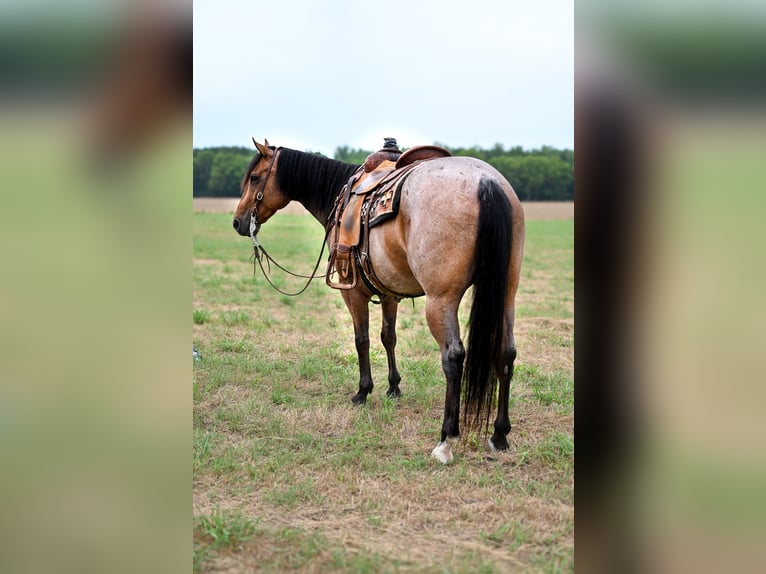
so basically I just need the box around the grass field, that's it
[193,209,573,572]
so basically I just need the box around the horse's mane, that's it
[275,149,359,223]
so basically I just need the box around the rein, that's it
[249,220,330,297]
[248,146,329,297]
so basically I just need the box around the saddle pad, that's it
[367,170,413,228]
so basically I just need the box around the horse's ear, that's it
[251,137,258,147]
[264,138,270,148]
[254,139,271,156]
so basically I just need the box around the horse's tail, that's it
[462,177,513,434]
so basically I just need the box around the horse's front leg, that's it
[341,289,374,405]
[380,297,402,398]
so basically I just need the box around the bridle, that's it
[248,146,281,245]
[245,146,330,297]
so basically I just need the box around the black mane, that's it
[275,149,359,224]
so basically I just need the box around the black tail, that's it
[462,177,513,434]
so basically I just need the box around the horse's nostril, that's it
[233,219,239,230]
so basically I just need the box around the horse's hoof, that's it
[431,437,458,464]
[431,444,453,464]
[386,387,402,399]
[350,393,367,405]
[488,436,510,452]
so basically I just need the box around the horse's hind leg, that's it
[341,289,374,405]
[380,298,402,398]
[425,297,465,464]
[490,313,517,451]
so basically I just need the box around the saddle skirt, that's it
[326,145,451,297]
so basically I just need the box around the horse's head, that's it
[233,138,290,237]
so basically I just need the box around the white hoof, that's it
[487,437,498,453]
[431,437,458,464]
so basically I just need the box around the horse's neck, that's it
[286,183,337,227]
[278,150,358,227]
[297,200,331,227]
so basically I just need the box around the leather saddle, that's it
[326,143,451,294]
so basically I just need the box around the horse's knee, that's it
[354,332,370,352]
[380,325,396,348]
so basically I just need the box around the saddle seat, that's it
[396,144,451,168]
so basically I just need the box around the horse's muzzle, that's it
[232,216,249,236]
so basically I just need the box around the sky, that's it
[193,0,573,156]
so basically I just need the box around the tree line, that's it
[194,143,573,201]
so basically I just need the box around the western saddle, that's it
[326,138,451,299]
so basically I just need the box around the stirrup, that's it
[326,247,357,290]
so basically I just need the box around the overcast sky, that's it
[193,0,573,156]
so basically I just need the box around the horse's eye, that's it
[250,174,260,184]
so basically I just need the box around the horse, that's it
[233,139,525,464]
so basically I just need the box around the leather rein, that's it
[248,147,330,297]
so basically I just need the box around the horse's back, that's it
[367,156,523,298]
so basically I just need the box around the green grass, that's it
[195,509,261,551]
[194,508,261,572]
[193,308,211,324]
[517,364,574,412]
[193,211,574,572]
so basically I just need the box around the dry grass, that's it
[193,211,573,572]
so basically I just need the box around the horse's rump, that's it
[367,157,517,298]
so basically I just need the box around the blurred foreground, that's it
[0,2,190,573]
[577,2,766,573]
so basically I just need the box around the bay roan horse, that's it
[233,139,525,464]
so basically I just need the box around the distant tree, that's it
[537,145,558,157]
[487,143,507,160]
[334,146,370,165]
[559,148,574,166]
[193,149,215,197]
[208,153,249,197]
[446,145,488,162]
[491,156,573,201]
